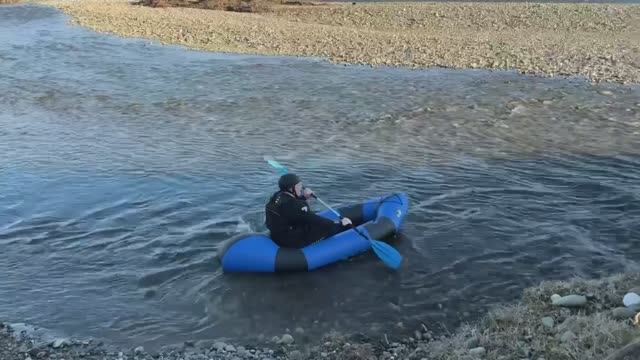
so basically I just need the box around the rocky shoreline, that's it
[3,273,640,359]
[27,0,640,84]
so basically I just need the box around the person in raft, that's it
[265,173,352,248]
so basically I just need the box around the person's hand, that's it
[340,217,352,227]
[303,187,315,199]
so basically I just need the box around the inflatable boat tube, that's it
[219,192,409,272]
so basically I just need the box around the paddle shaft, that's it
[311,194,342,219]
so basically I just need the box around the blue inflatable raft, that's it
[219,192,409,272]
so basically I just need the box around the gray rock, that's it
[493,311,515,322]
[465,336,480,348]
[294,327,304,335]
[541,317,555,329]
[225,344,236,352]
[280,334,294,345]
[271,336,280,343]
[414,330,423,341]
[213,341,227,352]
[52,339,69,349]
[237,347,249,356]
[611,307,637,319]
[559,331,577,343]
[551,294,587,307]
[288,350,304,360]
[469,347,486,356]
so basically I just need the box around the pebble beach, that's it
[3,273,640,359]
[31,0,640,84]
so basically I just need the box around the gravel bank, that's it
[3,273,640,359]
[36,0,640,84]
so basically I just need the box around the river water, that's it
[1,4,639,350]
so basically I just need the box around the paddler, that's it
[265,173,352,248]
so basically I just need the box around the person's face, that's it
[293,182,303,197]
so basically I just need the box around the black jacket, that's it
[265,191,344,248]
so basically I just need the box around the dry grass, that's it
[405,273,640,360]
[0,0,23,4]
[418,311,638,360]
[302,274,640,360]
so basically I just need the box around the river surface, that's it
[1,4,639,350]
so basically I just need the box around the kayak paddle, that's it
[312,194,403,269]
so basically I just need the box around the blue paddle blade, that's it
[266,159,288,175]
[370,239,403,269]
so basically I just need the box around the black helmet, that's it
[278,173,301,191]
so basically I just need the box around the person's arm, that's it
[302,188,353,227]
[280,198,342,230]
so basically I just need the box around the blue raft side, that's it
[376,192,409,229]
[362,197,382,222]
[303,193,409,270]
[220,192,409,272]
[221,234,278,272]
[302,227,370,270]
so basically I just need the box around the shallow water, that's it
[1,4,640,350]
